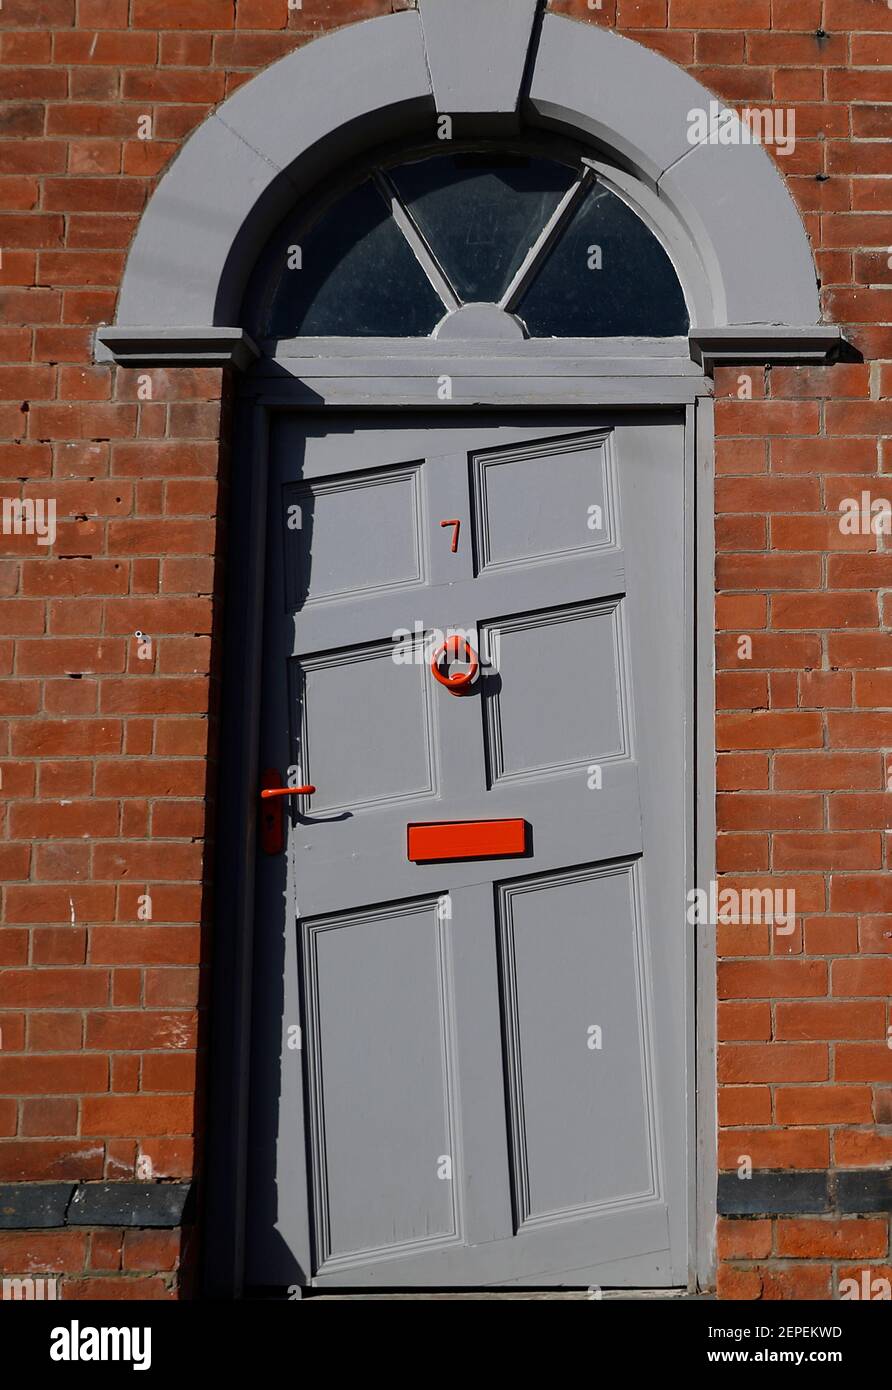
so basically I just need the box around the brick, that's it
[716,672,768,711]
[799,671,852,709]
[767,670,800,710]
[57,31,157,63]
[62,288,117,322]
[32,926,88,964]
[45,103,147,139]
[0,966,109,1006]
[88,1229,123,1272]
[717,834,766,873]
[213,32,300,66]
[830,795,892,830]
[716,1265,762,1299]
[122,1228,181,1272]
[136,1138,193,1180]
[48,597,104,634]
[716,633,822,669]
[0,104,46,138]
[9,799,118,838]
[715,514,766,549]
[94,760,206,797]
[717,794,822,831]
[89,927,200,965]
[772,1084,872,1128]
[35,843,92,881]
[142,1050,197,1088]
[81,1095,194,1137]
[718,1043,828,1083]
[122,140,177,176]
[716,1218,772,1261]
[717,917,770,959]
[828,717,892,750]
[715,435,766,474]
[92,842,202,880]
[859,917,892,952]
[43,679,100,715]
[777,1218,888,1260]
[771,593,878,629]
[759,1265,832,1300]
[775,753,881,792]
[715,594,766,629]
[0,1141,103,1182]
[855,673,892,708]
[22,559,126,597]
[156,637,211,675]
[43,176,145,213]
[0,1231,87,1274]
[716,401,820,436]
[0,934,28,966]
[773,833,882,871]
[144,969,199,1007]
[122,70,225,103]
[20,1099,79,1138]
[831,876,892,914]
[131,0,235,26]
[85,1011,196,1050]
[719,960,827,1000]
[16,639,125,676]
[10,720,120,756]
[776,1001,886,1042]
[0,33,53,61]
[106,520,215,556]
[65,141,120,176]
[718,1002,772,1044]
[717,754,769,792]
[99,676,208,715]
[835,1132,892,1169]
[835,1043,892,1083]
[718,1130,830,1172]
[27,402,137,439]
[716,712,822,751]
[0,845,30,880]
[63,1275,174,1299]
[0,1055,107,1095]
[0,214,63,250]
[832,958,892,997]
[716,553,821,589]
[715,476,820,512]
[718,1086,772,1126]
[116,884,202,924]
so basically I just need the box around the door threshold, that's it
[300,1287,710,1301]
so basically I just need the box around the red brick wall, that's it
[0,0,890,1299]
[714,362,892,1299]
[0,1227,187,1299]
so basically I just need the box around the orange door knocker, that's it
[430,634,479,694]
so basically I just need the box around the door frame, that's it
[202,356,717,1298]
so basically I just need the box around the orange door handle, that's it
[260,769,315,854]
[430,634,479,693]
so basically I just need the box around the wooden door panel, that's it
[247,413,690,1291]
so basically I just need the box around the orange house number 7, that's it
[440,519,460,553]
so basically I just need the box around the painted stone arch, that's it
[97,0,832,369]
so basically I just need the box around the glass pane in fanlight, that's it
[266,179,445,337]
[517,183,690,338]
[389,153,577,304]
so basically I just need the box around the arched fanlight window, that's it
[247,148,690,341]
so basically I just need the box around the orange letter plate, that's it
[407,819,527,863]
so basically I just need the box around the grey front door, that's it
[247,412,691,1290]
